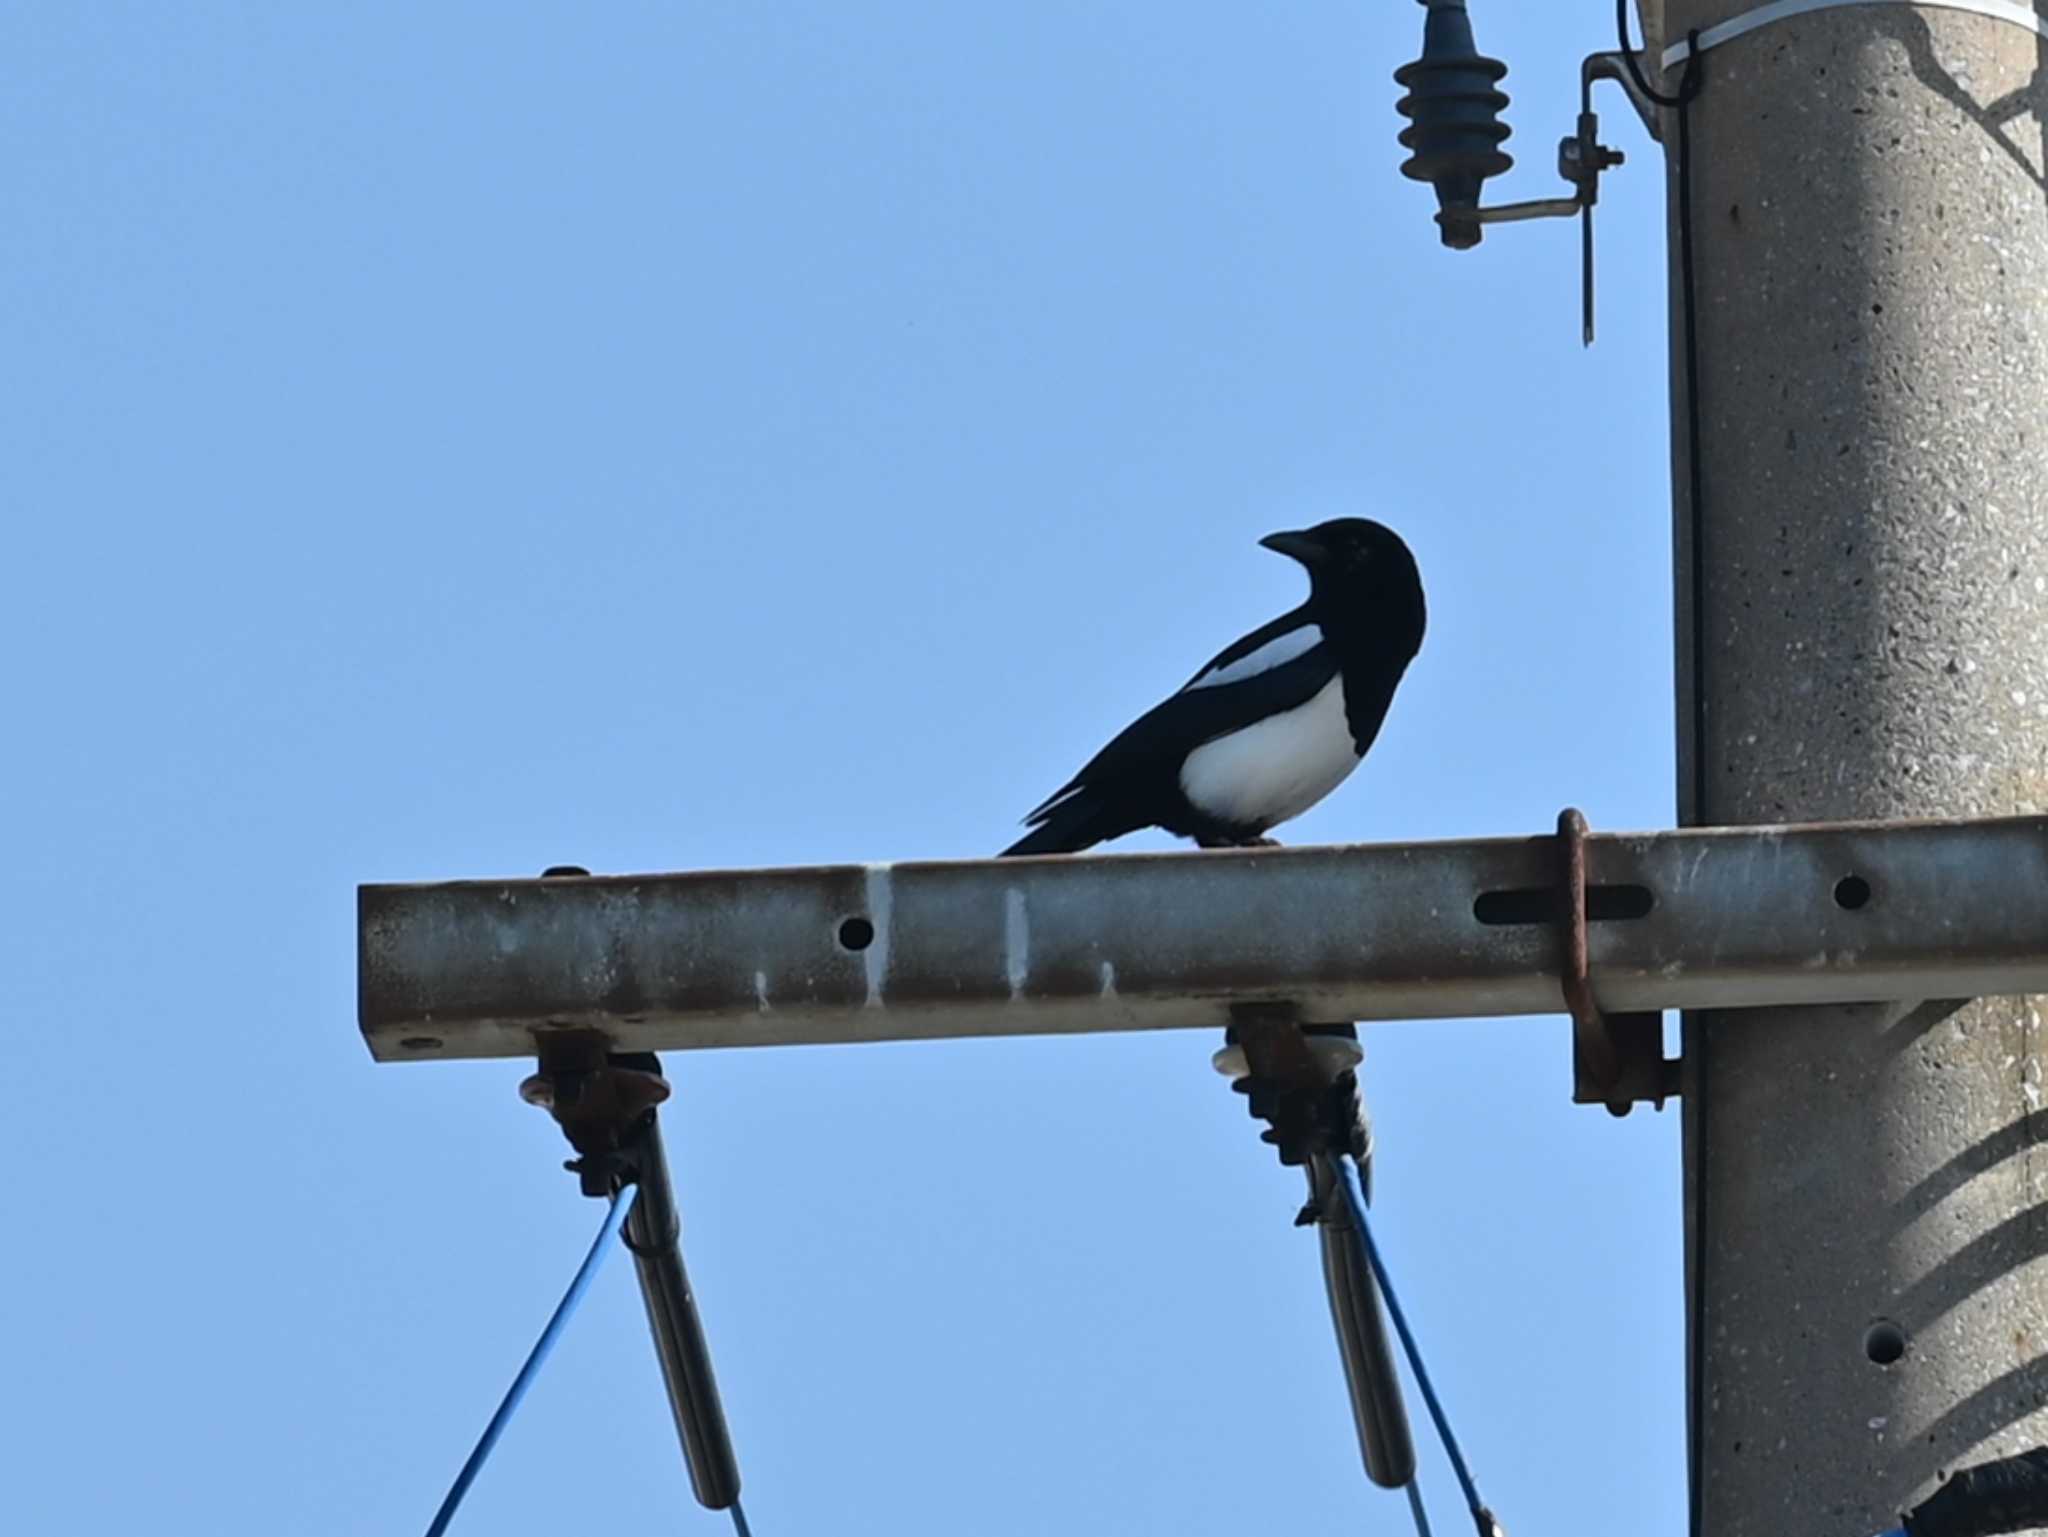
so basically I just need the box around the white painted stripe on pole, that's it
[1661,0,2048,70]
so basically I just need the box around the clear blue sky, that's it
[4,4,1682,1532]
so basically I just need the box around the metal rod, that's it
[1311,1152,1418,1489]
[1469,195,1581,224]
[359,815,2048,1061]
[623,1110,743,1511]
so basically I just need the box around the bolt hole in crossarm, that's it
[1472,883,1654,926]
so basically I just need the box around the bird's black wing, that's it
[1015,640,1338,834]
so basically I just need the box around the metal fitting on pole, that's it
[517,987,744,1514]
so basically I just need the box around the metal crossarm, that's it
[358,813,2048,1066]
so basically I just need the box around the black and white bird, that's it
[1000,518,1426,857]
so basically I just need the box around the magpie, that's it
[1001,518,1425,856]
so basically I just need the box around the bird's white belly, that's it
[1178,676,1360,830]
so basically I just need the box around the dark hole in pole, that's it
[1864,1319,1907,1365]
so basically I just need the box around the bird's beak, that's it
[1258,529,1323,564]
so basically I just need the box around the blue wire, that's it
[1337,1156,1490,1527]
[424,1186,639,1537]
[730,1498,755,1536]
[1404,1478,1435,1537]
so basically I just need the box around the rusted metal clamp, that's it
[1556,808,1678,1115]
[519,1031,671,1196]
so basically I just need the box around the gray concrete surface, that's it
[1663,3,2048,1533]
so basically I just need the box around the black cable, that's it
[1614,11,1705,818]
[1616,10,1709,1537]
[1612,5,1706,821]
[1672,72,1712,1537]
[1617,1,1694,108]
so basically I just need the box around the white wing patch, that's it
[1183,623,1323,691]
[1178,675,1360,829]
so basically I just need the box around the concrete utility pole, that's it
[1658,3,2048,1533]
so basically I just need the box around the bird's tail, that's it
[998,792,1122,857]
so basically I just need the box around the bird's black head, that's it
[1259,517,1425,655]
